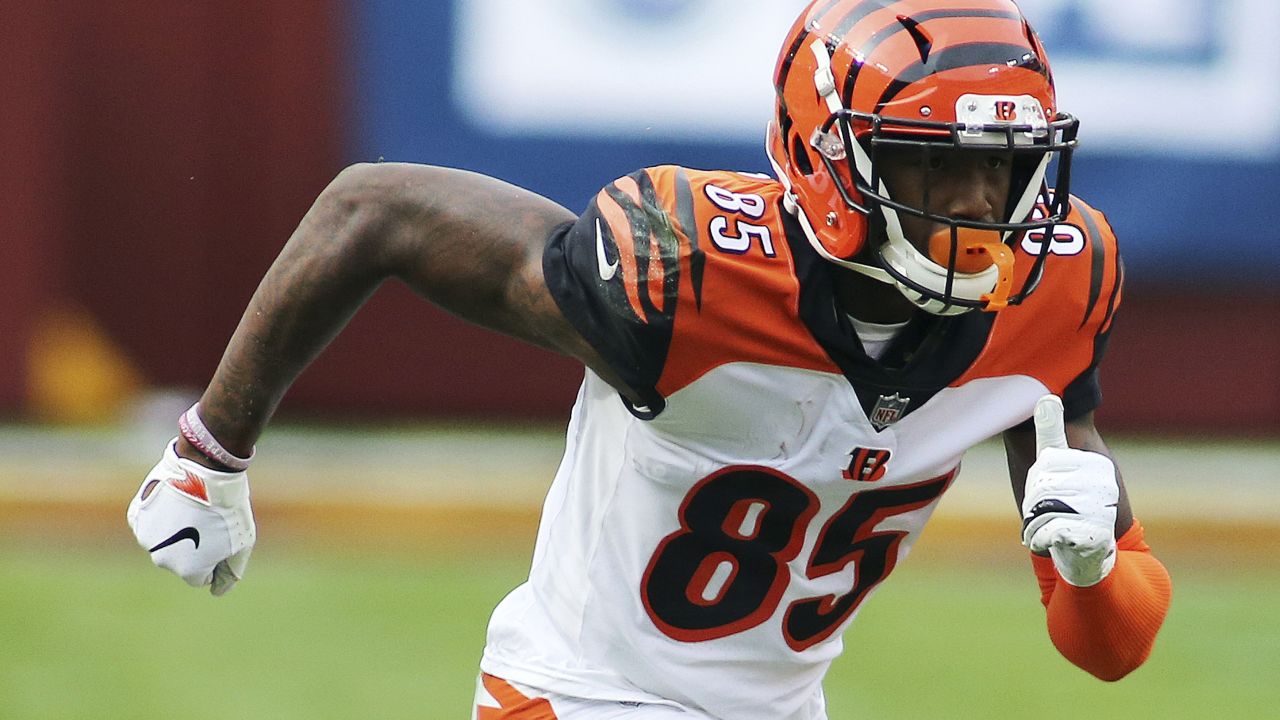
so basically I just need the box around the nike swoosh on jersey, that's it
[149,526,201,553]
[595,218,620,281]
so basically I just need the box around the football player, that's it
[127,1,1172,718]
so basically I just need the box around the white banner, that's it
[453,0,808,141]
[454,0,1280,157]
[1019,0,1280,158]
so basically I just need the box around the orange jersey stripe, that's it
[477,674,558,720]
[595,186,646,321]
[611,173,673,319]
[645,168,839,398]
[646,165,702,309]
[953,196,1121,396]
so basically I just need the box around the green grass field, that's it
[3,531,1276,720]
[3,427,1276,718]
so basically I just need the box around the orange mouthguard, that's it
[927,227,1015,311]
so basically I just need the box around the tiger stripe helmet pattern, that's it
[766,0,1080,315]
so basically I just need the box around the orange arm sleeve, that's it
[1030,518,1172,681]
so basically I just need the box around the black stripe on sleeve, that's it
[1060,328,1109,420]
[601,184,653,312]
[1100,255,1124,332]
[1072,198,1107,330]
[633,170,684,323]
[541,178,683,417]
[673,168,706,311]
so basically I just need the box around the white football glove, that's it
[1020,395,1118,587]
[127,438,256,596]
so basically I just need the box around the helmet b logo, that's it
[994,101,1018,121]
[843,447,892,483]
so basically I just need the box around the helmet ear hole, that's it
[791,133,814,176]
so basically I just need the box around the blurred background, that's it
[2,1,1277,719]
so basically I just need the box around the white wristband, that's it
[178,403,254,472]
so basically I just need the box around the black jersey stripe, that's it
[603,176,675,324]
[673,168,706,311]
[841,9,1023,108]
[602,183,657,320]
[1072,198,1107,330]
[1100,253,1124,333]
[636,170,684,321]
[587,196,646,325]
[874,42,1046,113]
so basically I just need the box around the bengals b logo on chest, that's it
[842,447,892,482]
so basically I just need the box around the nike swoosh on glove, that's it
[127,439,256,596]
[1021,395,1118,588]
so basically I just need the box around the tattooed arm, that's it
[178,162,623,464]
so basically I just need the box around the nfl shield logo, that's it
[869,393,910,430]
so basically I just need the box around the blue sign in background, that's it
[351,1,1279,284]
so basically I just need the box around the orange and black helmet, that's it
[766,0,1078,314]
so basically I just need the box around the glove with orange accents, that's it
[1020,395,1118,588]
[126,439,256,596]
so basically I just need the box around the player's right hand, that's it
[1020,395,1118,587]
[126,438,256,596]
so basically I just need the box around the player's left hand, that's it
[126,438,256,596]
[1020,395,1118,587]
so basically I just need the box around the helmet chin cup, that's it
[928,227,999,273]
[925,227,1017,310]
[879,225,1003,315]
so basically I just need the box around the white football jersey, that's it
[480,166,1121,720]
